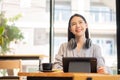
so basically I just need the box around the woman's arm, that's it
[93,44,107,74]
[53,43,66,70]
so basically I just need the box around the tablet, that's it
[62,57,97,73]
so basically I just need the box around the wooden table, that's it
[74,73,120,80]
[0,54,47,60]
[0,54,48,71]
[18,72,120,80]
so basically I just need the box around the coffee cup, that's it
[42,63,53,71]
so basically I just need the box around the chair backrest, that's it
[0,60,22,76]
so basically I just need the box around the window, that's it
[0,0,117,74]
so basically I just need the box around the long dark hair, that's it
[68,14,91,49]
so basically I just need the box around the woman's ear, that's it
[86,23,88,28]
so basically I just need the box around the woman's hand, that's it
[97,67,107,74]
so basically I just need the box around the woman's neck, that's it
[76,36,86,44]
[75,36,86,50]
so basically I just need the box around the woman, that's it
[53,13,107,73]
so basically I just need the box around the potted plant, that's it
[0,12,24,55]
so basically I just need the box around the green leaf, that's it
[0,27,4,35]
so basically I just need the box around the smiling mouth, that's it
[76,29,82,32]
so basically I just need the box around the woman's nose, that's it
[76,23,80,28]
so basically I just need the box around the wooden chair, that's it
[0,60,22,80]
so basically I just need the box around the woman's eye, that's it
[79,21,83,24]
[71,23,76,26]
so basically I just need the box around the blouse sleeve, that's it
[53,43,66,70]
[93,44,105,69]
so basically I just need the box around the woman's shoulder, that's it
[91,43,101,49]
[60,42,68,47]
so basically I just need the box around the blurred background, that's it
[0,0,117,74]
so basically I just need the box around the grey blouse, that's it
[53,42,105,70]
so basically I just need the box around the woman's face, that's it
[70,16,88,38]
